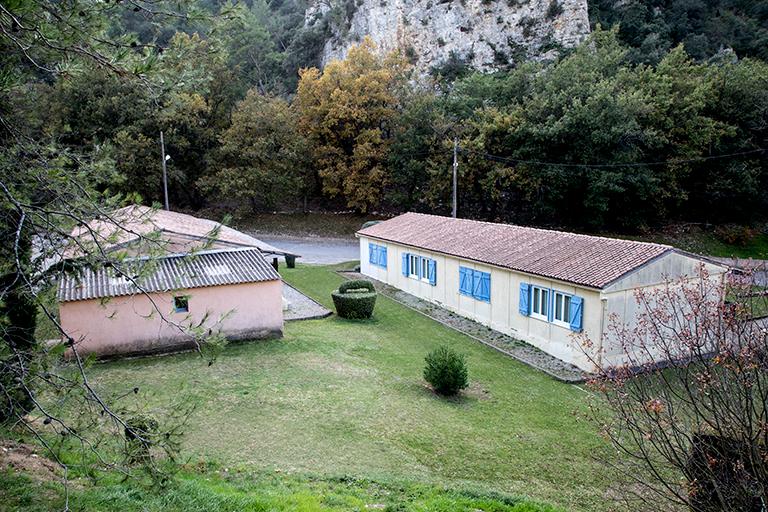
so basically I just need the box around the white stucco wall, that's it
[359,236,603,371]
[599,252,728,367]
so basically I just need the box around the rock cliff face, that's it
[305,0,590,73]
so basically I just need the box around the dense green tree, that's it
[385,89,453,212]
[438,28,767,230]
[216,2,283,94]
[589,0,768,64]
[201,90,311,211]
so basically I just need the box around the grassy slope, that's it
[80,264,610,511]
[0,468,562,512]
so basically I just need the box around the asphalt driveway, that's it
[258,235,359,264]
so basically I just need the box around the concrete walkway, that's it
[339,272,587,383]
[283,283,332,321]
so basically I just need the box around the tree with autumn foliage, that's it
[295,38,409,212]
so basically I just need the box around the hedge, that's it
[332,280,377,319]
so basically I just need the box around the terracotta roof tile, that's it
[357,213,672,289]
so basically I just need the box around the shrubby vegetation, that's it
[589,0,768,64]
[331,279,377,319]
[423,346,469,396]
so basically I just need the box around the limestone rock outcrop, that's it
[305,0,590,72]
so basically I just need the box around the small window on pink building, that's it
[174,296,189,313]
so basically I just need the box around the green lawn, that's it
[0,466,563,512]
[83,264,611,511]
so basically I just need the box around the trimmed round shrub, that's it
[423,346,469,396]
[338,280,375,294]
[332,280,377,319]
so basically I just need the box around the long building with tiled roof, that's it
[356,213,728,373]
[358,212,672,289]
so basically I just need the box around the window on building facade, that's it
[409,254,420,278]
[519,283,583,332]
[459,266,490,302]
[174,296,189,313]
[369,243,387,268]
[553,291,571,326]
[420,257,430,282]
[531,286,549,320]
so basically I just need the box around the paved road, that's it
[257,235,359,264]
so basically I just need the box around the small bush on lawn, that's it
[332,280,377,319]
[424,346,468,396]
[125,413,159,464]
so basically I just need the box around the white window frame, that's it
[530,285,549,321]
[420,257,431,283]
[552,290,572,328]
[408,254,420,279]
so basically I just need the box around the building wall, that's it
[361,237,729,372]
[359,236,603,371]
[59,280,283,358]
[599,253,728,367]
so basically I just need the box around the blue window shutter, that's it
[472,270,483,299]
[369,243,375,264]
[519,283,530,315]
[569,295,584,332]
[459,267,472,295]
[428,259,437,286]
[379,246,387,267]
[402,253,409,276]
[480,272,491,302]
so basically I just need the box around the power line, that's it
[456,147,767,169]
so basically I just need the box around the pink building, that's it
[57,207,292,358]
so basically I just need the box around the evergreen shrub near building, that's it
[331,280,377,319]
[423,346,469,396]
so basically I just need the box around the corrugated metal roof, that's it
[58,247,280,302]
[357,213,674,289]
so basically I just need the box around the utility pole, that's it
[160,130,169,211]
[452,136,458,218]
